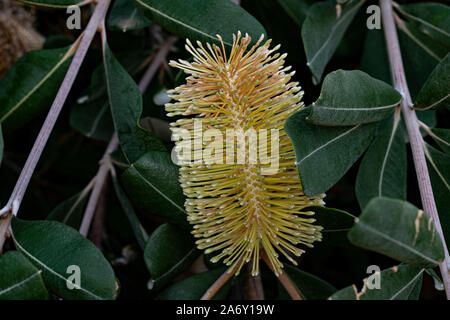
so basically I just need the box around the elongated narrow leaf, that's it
[12,218,116,300]
[108,0,151,32]
[278,0,314,27]
[0,125,3,165]
[304,206,354,246]
[397,3,449,98]
[348,197,444,268]
[415,53,450,110]
[430,128,450,155]
[18,0,83,8]
[111,173,149,250]
[308,70,401,126]
[285,108,377,196]
[156,267,231,300]
[356,114,406,209]
[0,251,48,300]
[144,223,199,290]
[70,66,114,142]
[302,0,365,82]
[399,3,450,58]
[424,144,450,249]
[46,192,87,229]
[0,45,73,131]
[329,264,423,300]
[131,0,266,48]
[279,264,336,300]
[103,44,165,163]
[121,151,187,228]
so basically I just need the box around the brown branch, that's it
[261,251,302,300]
[380,0,450,299]
[244,262,265,300]
[201,264,239,300]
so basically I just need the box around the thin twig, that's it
[261,252,302,300]
[79,35,178,236]
[380,0,450,299]
[0,0,111,218]
[201,265,238,300]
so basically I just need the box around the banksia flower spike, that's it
[166,32,325,277]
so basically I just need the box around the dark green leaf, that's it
[329,264,423,300]
[46,192,88,229]
[12,218,116,300]
[308,70,401,126]
[121,151,187,228]
[278,0,313,27]
[144,223,198,290]
[103,44,166,163]
[348,197,444,268]
[415,53,450,110]
[70,66,114,142]
[356,113,406,209]
[302,0,365,82]
[0,45,73,131]
[424,144,450,250]
[430,128,450,155]
[397,3,449,99]
[304,206,355,246]
[285,107,377,196]
[131,0,266,48]
[155,267,231,300]
[0,125,3,165]
[18,0,84,8]
[399,3,450,57]
[108,0,151,32]
[0,251,48,300]
[279,264,336,300]
[111,173,149,250]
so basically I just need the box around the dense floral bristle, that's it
[166,32,325,276]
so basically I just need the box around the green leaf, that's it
[302,0,365,82]
[108,0,151,32]
[285,107,377,196]
[329,264,423,300]
[308,70,401,126]
[430,128,450,155]
[397,3,450,99]
[424,144,450,250]
[12,218,116,300]
[144,223,199,290]
[0,251,48,300]
[111,173,149,250]
[121,151,187,228]
[348,197,444,268]
[0,125,3,165]
[131,0,266,48]
[103,44,166,163]
[356,114,406,209]
[18,0,84,8]
[278,0,314,27]
[242,0,305,62]
[0,45,73,132]
[70,66,114,142]
[155,267,231,300]
[415,53,450,110]
[46,192,88,229]
[279,264,336,300]
[305,206,355,246]
[399,3,450,58]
